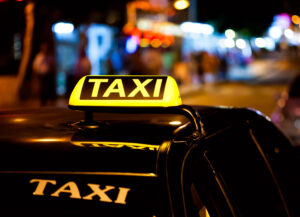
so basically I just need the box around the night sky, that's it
[35,0,299,37]
[2,0,300,39]
[195,0,292,35]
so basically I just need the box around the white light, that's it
[225,29,236,38]
[255,38,266,48]
[180,22,214,35]
[224,38,235,48]
[201,24,214,35]
[264,37,276,51]
[180,22,193,32]
[284,29,294,39]
[52,22,74,34]
[268,26,282,39]
[236,39,246,49]
[137,19,152,30]
[218,39,226,48]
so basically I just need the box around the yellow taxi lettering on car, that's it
[82,184,115,202]
[30,179,56,196]
[114,187,131,204]
[68,75,182,107]
[71,141,160,151]
[30,179,130,204]
[51,181,81,199]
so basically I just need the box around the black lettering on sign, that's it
[80,76,167,100]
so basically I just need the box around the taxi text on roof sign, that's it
[69,75,182,108]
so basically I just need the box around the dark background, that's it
[34,0,300,36]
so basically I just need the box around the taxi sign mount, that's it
[68,75,182,108]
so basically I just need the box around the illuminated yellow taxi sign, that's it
[69,75,182,108]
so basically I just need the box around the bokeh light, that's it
[173,0,190,10]
[225,29,236,38]
[292,15,300,25]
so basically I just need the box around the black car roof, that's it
[0,107,191,174]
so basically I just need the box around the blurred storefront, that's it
[52,23,116,96]
[3,0,300,106]
[122,0,182,76]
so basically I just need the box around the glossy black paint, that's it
[0,107,191,173]
[0,105,299,217]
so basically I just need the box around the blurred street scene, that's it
[1,0,300,119]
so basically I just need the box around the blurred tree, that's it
[0,0,35,107]
[15,1,35,101]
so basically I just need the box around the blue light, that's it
[86,24,113,75]
[126,37,138,54]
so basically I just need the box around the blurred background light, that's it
[126,36,139,54]
[150,38,162,48]
[173,0,190,10]
[264,37,276,50]
[225,29,236,38]
[268,26,282,39]
[255,37,266,48]
[292,15,300,25]
[236,38,246,49]
[140,38,150,47]
[284,29,294,39]
[272,13,291,29]
[224,38,235,48]
[86,24,113,75]
[180,22,214,35]
[52,22,74,34]
[201,24,214,35]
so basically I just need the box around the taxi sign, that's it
[68,75,182,108]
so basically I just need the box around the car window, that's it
[183,125,290,217]
[250,117,300,217]
[182,146,235,217]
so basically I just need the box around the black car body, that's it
[0,75,299,217]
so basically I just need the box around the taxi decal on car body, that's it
[71,141,160,151]
[30,179,131,204]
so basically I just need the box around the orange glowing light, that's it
[29,138,69,143]
[292,15,300,25]
[162,36,173,45]
[131,28,142,39]
[143,31,153,39]
[12,118,26,123]
[154,33,164,40]
[140,38,150,47]
[150,38,162,48]
[123,23,135,35]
